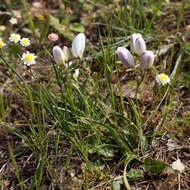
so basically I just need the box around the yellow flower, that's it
[0,39,6,49]
[36,14,45,20]
[186,25,190,31]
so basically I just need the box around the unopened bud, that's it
[73,69,79,81]
[134,36,146,56]
[140,50,154,69]
[117,47,135,67]
[72,33,86,59]
[52,45,65,66]
[63,46,70,62]
[130,33,142,52]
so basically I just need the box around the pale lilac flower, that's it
[130,33,142,52]
[134,36,146,56]
[140,50,154,69]
[117,47,135,67]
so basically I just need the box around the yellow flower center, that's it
[13,35,18,40]
[186,25,190,31]
[22,39,29,44]
[36,14,45,20]
[25,54,33,62]
[0,41,3,48]
[160,74,167,81]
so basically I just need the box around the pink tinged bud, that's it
[134,36,146,56]
[130,33,142,52]
[52,46,65,66]
[140,50,154,69]
[48,33,59,41]
[117,47,135,67]
[72,33,86,59]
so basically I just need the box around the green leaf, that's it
[9,44,21,58]
[69,23,85,33]
[111,176,123,190]
[39,15,50,44]
[164,166,175,174]
[144,158,166,176]
[50,15,74,40]
[127,169,144,179]
[88,144,115,158]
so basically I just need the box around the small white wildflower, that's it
[172,159,185,173]
[20,38,31,47]
[0,39,6,49]
[21,51,37,66]
[9,18,18,25]
[9,33,21,43]
[156,73,170,85]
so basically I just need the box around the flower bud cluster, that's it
[117,33,154,70]
[117,33,170,85]
[52,33,86,80]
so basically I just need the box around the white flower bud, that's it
[53,46,66,66]
[130,33,142,52]
[73,69,79,81]
[134,36,146,56]
[63,46,70,62]
[117,47,135,67]
[72,33,86,59]
[140,50,154,69]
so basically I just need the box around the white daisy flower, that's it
[20,38,31,47]
[9,33,21,43]
[0,39,6,49]
[172,159,185,173]
[9,18,18,25]
[21,51,37,66]
[155,73,170,85]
